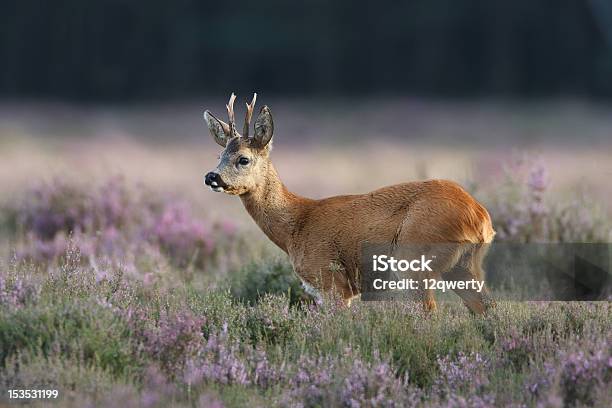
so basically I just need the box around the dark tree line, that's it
[1,0,611,101]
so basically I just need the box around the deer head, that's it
[203,93,274,195]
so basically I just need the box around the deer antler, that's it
[243,93,257,138]
[226,93,238,138]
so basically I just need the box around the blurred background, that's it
[3,0,612,100]
[1,0,612,227]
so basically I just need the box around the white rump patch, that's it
[301,280,323,304]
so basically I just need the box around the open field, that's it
[2,99,612,220]
[1,100,611,407]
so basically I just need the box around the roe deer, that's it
[203,94,496,313]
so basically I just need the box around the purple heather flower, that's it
[527,160,550,194]
[0,274,40,309]
[9,178,236,271]
[434,352,491,399]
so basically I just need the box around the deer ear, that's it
[204,110,230,147]
[253,106,274,148]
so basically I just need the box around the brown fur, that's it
[204,96,496,313]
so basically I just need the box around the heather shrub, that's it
[187,290,303,347]
[434,352,490,393]
[279,349,421,408]
[293,301,492,389]
[245,293,302,345]
[3,177,236,271]
[1,354,225,408]
[1,175,611,407]
[183,325,250,387]
[129,307,207,375]
[432,351,493,406]
[151,201,214,269]
[0,300,137,377]
[558,345,611,406]
[0,256,610,407]
[528,335,612,407]
[499,328,535,370]
[479,155,611,293]
[0,271,40,309]
[0,347,118,397]
[229,257,309,305]
[249,346,282,389]
[181,323,284,398]
[280,354,337,406]
[186,289,251,342]
[485,155,610,243]
[339,352,416,407]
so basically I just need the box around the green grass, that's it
[1,256,610,407]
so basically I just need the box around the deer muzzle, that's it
[204,172,227,192]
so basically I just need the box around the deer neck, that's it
[240,163,307,253]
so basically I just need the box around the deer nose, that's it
[204,172,220,186]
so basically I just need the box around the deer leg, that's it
[443,246,495,314]
[300,278,324,304]
[295,256,358,307]
[468,244,496,310]
[394,238,463,313]
[422,287,437,312]
[445,268,491,314]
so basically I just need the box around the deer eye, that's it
[238,157,250,166]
